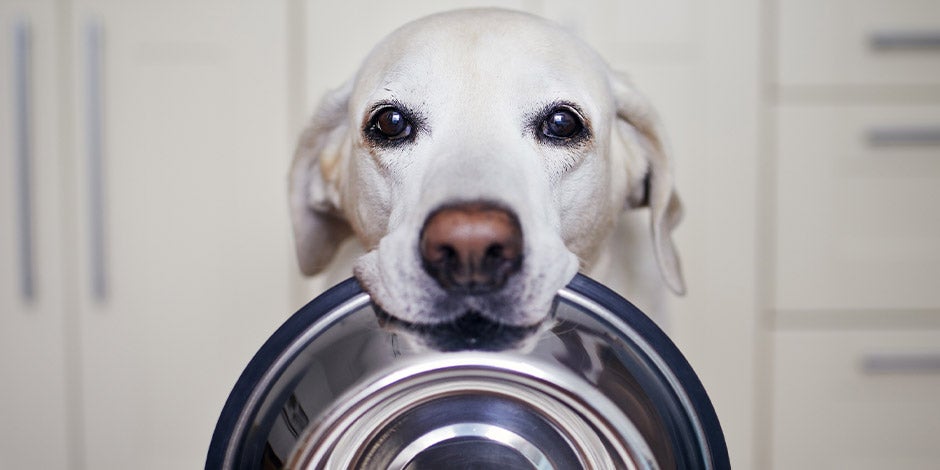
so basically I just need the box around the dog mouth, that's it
[351,209,581,332]
[375,308,545,352]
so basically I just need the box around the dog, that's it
[289,8,684,332]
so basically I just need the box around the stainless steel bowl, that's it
[207,274,729,469]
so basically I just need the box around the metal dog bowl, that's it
[206,274,729,469]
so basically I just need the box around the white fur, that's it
[290,9,684,327]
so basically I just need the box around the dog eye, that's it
[371,108,413,141]
[541,109,584,140]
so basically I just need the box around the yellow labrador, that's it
[290,8,683,328]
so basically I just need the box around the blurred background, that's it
[1,0,938,468]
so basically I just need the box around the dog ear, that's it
[611,72,686,295]
[289,82,355,276]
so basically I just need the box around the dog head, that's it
[290,9,683,328]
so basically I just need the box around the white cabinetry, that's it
[768,0,940,467]
[2,1,293,468]
[771,329,940,469]
[0,1,69,468]
[776,0,940,88]
[774,104,940,312]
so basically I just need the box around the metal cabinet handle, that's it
[86,20,107,301]
[869,31,940,50]
[14,21,35,301]
[861,353,940,375]
[867,127,940,147]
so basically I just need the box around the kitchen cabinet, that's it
[0,1,70,468]
[767,0,940,467]
[773,104,940,312]
[2,1,294,468]
[776,0,940,88]
[771,329,940,469]
[67,2,293,467]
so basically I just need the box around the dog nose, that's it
[420,202,524,294]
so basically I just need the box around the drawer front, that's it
[774,105,940,312]
[776,0,940,87]
[772,329,940,470]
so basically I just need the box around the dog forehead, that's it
[350,9,610,109]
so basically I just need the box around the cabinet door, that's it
[68,2,291,468]
[0,2,71,468]
[772,329,940,469]
[774,104,940,313]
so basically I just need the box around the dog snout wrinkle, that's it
[420,202,523,294]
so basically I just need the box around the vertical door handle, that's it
[85,20,107,301]
[14,21,35,301]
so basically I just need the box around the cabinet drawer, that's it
[774,105,940,312]
[771,329,940,470]
[776,0,940,87]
